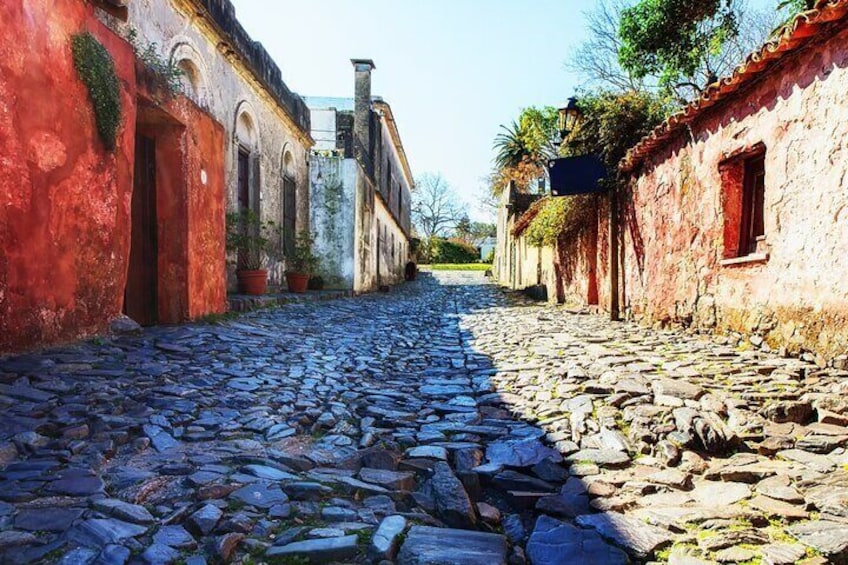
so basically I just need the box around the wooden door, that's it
[125,134,158,326]
[237,148,250,211]
[282,176,296,257]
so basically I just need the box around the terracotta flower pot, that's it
[237,269,268,295]
[285,272,309,294]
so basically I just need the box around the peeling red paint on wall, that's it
[0,1,137,352]
[0,1,226,353]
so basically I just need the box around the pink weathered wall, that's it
[624,25,848,358]
[0,2,137,352]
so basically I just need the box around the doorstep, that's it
[228,289,354,313]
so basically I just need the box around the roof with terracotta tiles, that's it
[621,0,848,173]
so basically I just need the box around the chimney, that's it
[351,59,375,167]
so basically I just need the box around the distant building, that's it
[479,237,497,261]
[306,61,413,291]
[495,1,848,359]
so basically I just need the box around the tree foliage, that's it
[619,0,738,94]
[491,106,560,195]
[420,237,480,264]
[523,196,597,248]
[565,90,668,175]
[777,0,815,11]
[615,0,788,100]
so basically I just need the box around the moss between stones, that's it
[71,32,122,151]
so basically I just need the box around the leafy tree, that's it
[565,90,668,178]
[469,222,496,246]
[412,173,462,240]
[491,106,561,196]
[616,0,781,101]
[619,0,738,95]
[777,0,814,11]
[518,106,560,164]
[455,214,472,242]
[493,121,526,171]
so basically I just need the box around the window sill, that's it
[720,253,769,267]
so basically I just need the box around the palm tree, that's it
[493,121,530,171]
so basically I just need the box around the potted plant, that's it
[285,231,318,293]
[226,209,277,295]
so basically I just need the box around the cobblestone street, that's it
[2,273,848,564]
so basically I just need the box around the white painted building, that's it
[306,61,413,291]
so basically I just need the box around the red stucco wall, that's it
[182,100,227,319]
[0,2,226,353]
[0,2,137,352]
[624,25,848,358]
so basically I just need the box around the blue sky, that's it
[231,0,780,221]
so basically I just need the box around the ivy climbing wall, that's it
[0,1,137,352]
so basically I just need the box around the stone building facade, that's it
[108,0,313,288]
[0,0,311,352]
[307,61,413,291]
[620,1,848,359]
[494,186,608,308]
[495,0,848,360]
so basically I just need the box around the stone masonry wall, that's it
[624,26,848,359]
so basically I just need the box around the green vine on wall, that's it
[71,32,122,150]
[523,195,596,248]
[128,28,183,94]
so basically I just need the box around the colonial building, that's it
[619,0,848,359]
[495,0,848,360]
[307,61,413,291]
[0,0,311,352]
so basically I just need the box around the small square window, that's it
[719,145,767,262]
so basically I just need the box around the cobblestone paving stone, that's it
[1,272,847,564]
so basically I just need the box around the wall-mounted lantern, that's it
[550,96,606,197]
[558,97,582,140]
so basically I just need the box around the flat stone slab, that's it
[67,518,148,548]
[230,482,289,509]
[266,534,359,562]
[48,475,104,496]
[575,511,674,558]
[526,515,628,565]
[485,438,562,468]
[789,520,848,558]
[153,525,197,550]
[14,507,83,531]
[565,449,630,468]
[397,526,507,565]
[370,515,407,561]
[241,464,298,481]
[92,499,156,524]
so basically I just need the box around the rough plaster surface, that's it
[308,95,411,292]
[0,2,137,352]
[625,26,848,357]
[117,0,312,287]
[310,155,356,289]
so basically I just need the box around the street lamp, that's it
[558,97,581,140]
